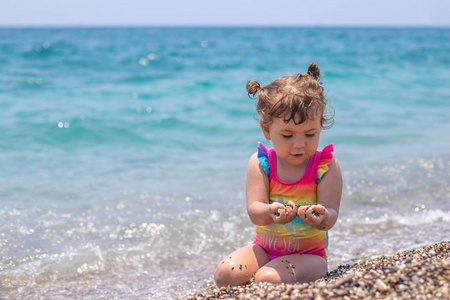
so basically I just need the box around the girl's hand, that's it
[298,205,328,229]
[270,201,298,224]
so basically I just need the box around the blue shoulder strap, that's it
[257,142,270,178]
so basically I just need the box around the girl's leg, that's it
[255,253,327,284]
[214,244,270,287]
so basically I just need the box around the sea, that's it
[0,27,449,299]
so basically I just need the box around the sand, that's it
[185,241,449,299]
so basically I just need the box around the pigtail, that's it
[306,62,320,80]
[246,80,264,99]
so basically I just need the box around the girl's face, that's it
[261,116,321,169]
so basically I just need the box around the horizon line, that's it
[1,23,449,28]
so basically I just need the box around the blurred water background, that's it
[0,27,449,299]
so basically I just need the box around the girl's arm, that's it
[298,157,343,230]
[246,153,291,226]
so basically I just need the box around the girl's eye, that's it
[306,133,316,137]
[282,135,292,138]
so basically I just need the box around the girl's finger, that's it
[279,207,287,219]
[313,205,326,215]
[306,209,324,225]
[286,201,296,210]
[269,203,284,214]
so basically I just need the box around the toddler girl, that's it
[214,63,343,287]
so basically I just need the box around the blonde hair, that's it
[246,62,334,129]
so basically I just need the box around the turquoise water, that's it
[1,27,449,299]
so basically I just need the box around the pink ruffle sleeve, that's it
[317,144,334,183]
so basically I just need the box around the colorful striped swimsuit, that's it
[253,142,334,260]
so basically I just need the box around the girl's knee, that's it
[215,245,269,287]
[214,263,231,287]
[255,254,327,284]
[214,261,248,287]
[254,267,283,284]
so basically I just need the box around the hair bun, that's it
[246,80,262,97]
[307,62,320,80]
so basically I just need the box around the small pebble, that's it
[375,279,389,292]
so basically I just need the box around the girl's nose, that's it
[293,138,305,148]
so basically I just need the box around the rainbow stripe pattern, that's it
[254,143,334,259]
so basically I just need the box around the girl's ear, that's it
[260,122,271,140]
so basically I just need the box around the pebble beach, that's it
[186,241,449,299]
